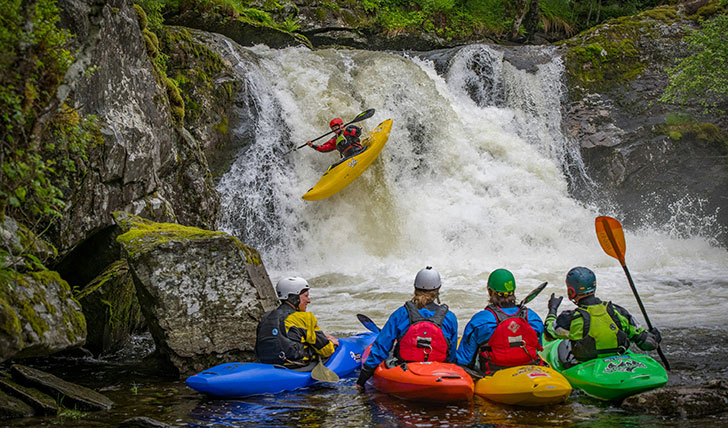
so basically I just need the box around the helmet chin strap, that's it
[286,294,301,309]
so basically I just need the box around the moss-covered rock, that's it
[561,5,683,97]
[161,27,239,180]
[113,212,277,376]
[75,260,145,356]
[0,269,86,362]
[563,5,728,243]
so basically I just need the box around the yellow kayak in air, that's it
[302,119,392,201]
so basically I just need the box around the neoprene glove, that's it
[635,330,659,351]
[649,327,662,343]
[356,365,376,388]
[548,293,563,315]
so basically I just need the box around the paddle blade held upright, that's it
[595,216,627,265]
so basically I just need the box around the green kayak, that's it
[540,339,668,401]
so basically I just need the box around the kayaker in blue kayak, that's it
[356,266,459,390]
[544,266,662,368]
[306,117,363,158]
[255,277,339,367]
[456,269,545,375]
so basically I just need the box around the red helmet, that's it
[329,117,343,128]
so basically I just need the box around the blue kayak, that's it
[186,332,376,397]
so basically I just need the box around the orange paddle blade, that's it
[595,216,626,265]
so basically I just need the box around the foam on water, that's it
[209,39,728,333]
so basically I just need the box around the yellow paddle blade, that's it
[595,216,627,265]
[311,361,339,383]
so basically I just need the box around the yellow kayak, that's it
[475,365,572,406]
[302,119,392,201]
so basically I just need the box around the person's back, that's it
[456,269,544,374]
[545,267,661,367]
[255,277,338,366]
[356,267,458,389]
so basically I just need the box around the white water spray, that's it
[205,35,728,332]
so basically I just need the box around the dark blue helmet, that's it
[566,266,596,299]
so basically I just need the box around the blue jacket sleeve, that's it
[362,307,406,369]
[444,311,459,363]
[527,308,545,345]
[456,311,497,366]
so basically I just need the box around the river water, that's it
[8,34,728,427]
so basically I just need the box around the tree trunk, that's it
[510,0,529,41]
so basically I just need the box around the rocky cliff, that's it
[560,4,728,244]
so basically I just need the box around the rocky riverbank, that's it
[2,0,727,423]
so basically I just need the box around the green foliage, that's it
[58,408,89,419]
[134,0,164,31]
[1,0,98,236]
[660,13,728,113]
[281,16,301,32]
[659,113,726,145]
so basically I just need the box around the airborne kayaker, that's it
[306,117,363,158]
[356,266,459,390]
[255,277,339,367]
[456,269,545,375]
[544,266,662,368]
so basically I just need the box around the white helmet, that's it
[414,266,441,290]
[276,277,310,300]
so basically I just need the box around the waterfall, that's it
[200,34,728,332]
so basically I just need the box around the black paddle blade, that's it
[349,108,375,124]
[520,282,548,307]
[356,314,381,333]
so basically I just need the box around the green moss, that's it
[142,28,160,58]
[133,4,148,30]
[162,75,185,124]
[562,8,676,95]
[0,296,22,338]
[75,260,126,300]
[639,5,678,22]
[213,116,228,134]
[658,114,726,146]
[115,214,227,258]
[20,298,50,336]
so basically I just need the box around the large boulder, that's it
[0,270,86,362]
[114,212,278,376]
[48,0,219,260]
[562,6,728,243]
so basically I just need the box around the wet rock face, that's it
[114,213,278,377]
[621,379,728,417]
[0,271,86,362]
[51,0,219,257]
[562,8,728,243]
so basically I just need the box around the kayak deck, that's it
[475,365,572,406]
[186,332,376,397]
[302,119,392,201]
[371,361,474,402]
[540,339,668,401]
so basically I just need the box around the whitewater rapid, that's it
[206,36,728,333]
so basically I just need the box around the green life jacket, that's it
[570,301,630,362]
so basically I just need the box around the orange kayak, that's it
[371,361,474,402]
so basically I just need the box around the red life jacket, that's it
[478,305,542,368]
[395,302,450,362]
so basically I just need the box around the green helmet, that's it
[487,269,516,293]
